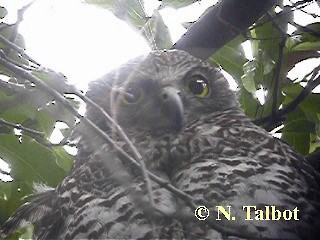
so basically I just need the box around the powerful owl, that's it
[1,50,320,239]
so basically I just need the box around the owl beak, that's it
[160,86,184,132]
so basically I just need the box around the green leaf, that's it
[211,36,247,81]
[282,118,314,133]
[0,181,32,224]
[0,134,67,186]
[34,103,76,135]
[85,0,147,28]
[85,1,172,50]
[32,70,75,94]
[0,24,26,62]
[282,131,310,155]
[294,23,320,43]
[0,134,72,223]
[310,139,320,153]
[283,83,320,122]
[54,147,74,172]
[0,100,37,124]
[145,10,172,50]
[84,0,110,9]
[251,18,283,61]
[238,88,259,118]
[30,110,56,138]
[282,109,313,155]
[292,41,320,51]
[0,136,73,224]
[3,224,34,240]
[159,0,198,9]
[241,60,262,94]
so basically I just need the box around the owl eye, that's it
[122,87,144,105]
[187,75,209,97]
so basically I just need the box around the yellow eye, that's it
[187,76,209,97]
[122,87,144,105]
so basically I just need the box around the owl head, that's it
[86,50,238,136]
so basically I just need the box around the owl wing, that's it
[1,188,64,239]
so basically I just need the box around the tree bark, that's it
[172,0,278,60]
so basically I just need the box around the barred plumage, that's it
[2,50,320,239]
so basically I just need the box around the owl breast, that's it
[128,108,320,239]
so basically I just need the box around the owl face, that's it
[87,50,237,136]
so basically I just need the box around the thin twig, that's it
[0,168,11,176]
[288,0,319,15]
[255,68,320,127]
[46,138,76,148]
[280,71,320,115]
[0,116,74,148]
[73,89,156,211]
[0,118,44,137]
[0,77,26,94]
[250,13,287,122]
[0,50,37,71]
[112,87,134,98]
[3,2,35,56]
[266,12,290,37]
[248,2,312,32]
[0,34,40,66]
[271,38,286,116]
[290,21,320,38]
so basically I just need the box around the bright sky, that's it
[2,0,216,90]
[2,0,319,90]
[0,0,319,181]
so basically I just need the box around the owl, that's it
[1,50,320,239]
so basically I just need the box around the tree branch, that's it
[264,12,288,120]
[0,35,40,67]
[0,117,55,147]
[0,114,76,148]
[0,118,44,137]
[172,0,277,60]
[255,67,320,128]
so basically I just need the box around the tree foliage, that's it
[0,0,319,235]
